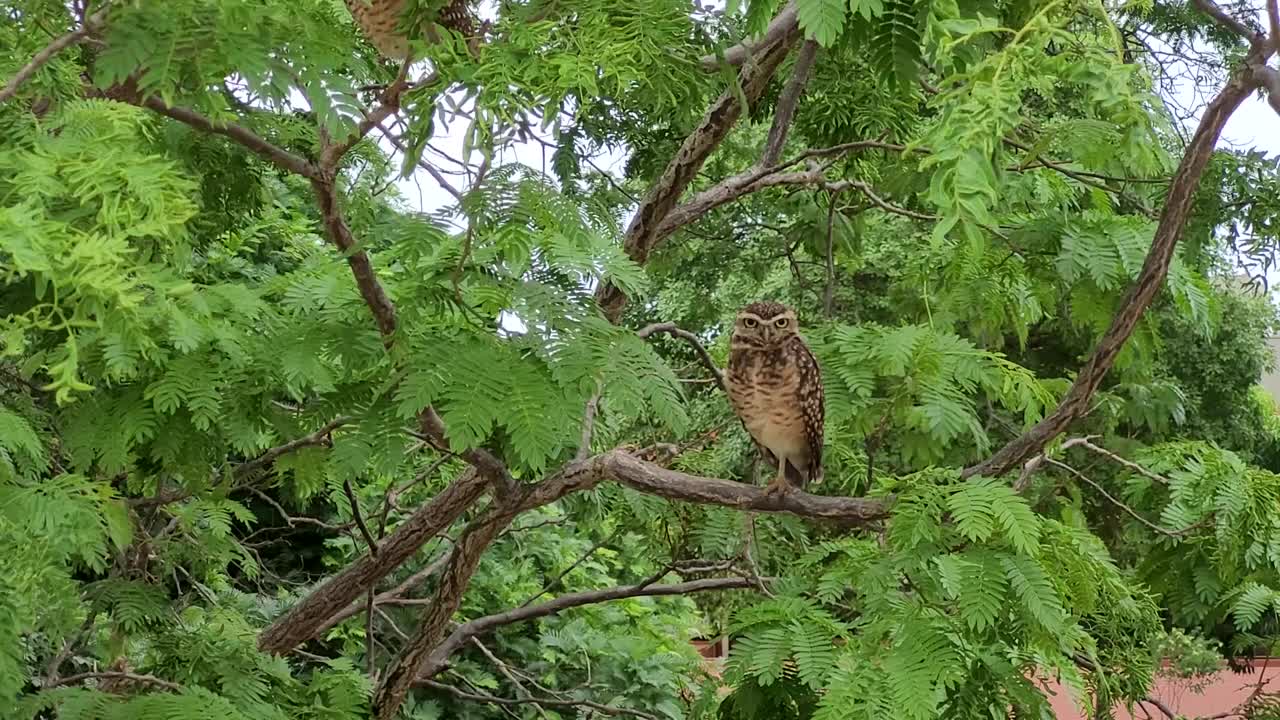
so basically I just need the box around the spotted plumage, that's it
[344,0,476,59]
[725,301,825,495]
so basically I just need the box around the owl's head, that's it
[732,301,799,349]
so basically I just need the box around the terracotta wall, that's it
[688,640,1280,717]
[1042,659,1280,719]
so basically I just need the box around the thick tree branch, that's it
[0,2,113,104]
[257,467,489,655]
[1190,0,1264,42]
[761,39,818,166]
[598,451,891,524]
[374,498,530,718]
[964,50,1266,480]
[139,97,320,179]
[698,1,799,71]
[1269,0,1280,52]
[596,16,800,322]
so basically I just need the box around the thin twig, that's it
[49,671,180,692]
[344,478,381,556]
[636,323,726,392]
[518,528,620,608]
[1044,458,1204,537]
[1060,436,1170,486]
[418,679,659,719]
[823,191,838,317]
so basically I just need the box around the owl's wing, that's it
[797,340,825,484]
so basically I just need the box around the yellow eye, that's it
[743,318,757,328]
[774,318,788,328]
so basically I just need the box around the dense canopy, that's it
[3,0,1280,718]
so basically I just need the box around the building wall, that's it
[1262,337,1280,403]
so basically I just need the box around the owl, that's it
[725,301,825,496]
[344,0,476,60]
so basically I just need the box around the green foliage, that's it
[3,0,1280,718]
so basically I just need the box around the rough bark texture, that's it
[963,60,1261,480]
[595,29,800,323]
[256,467,489,655]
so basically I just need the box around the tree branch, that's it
[698,1,799,71]
[636,323,727,392]
[761,39,818,166]
[234,416,351,478]
[964,48,1266,480]
[0,2,113,104]
[257,468,489,655]
[139,97,320,180]
[1190,0,1263,43]
[49,671,180,692]
[1269,0,1280,52]
[418,679,659,719]
[1044,458,1204,537]
[419,576,760,681]
[598,450,891,525]
[596,15,799,322]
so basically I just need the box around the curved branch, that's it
[140,97,320,180]
[419,576,759,680]
[0,3,114,104]
[637,322,726,392]
[964,51,1266,480]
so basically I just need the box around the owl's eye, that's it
[743,318,758,328]
[774,318,789,328]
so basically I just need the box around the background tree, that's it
[2,0,1280,719]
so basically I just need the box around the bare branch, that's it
[964,49,1266,480]
[698,1,799,71]
[826,178,938,220]
[596,16,799,322]
[518,528,620,608]
[235,416,350,478]
[418,679,659,720]
[1044,458,1206,537]
[419,576,760,680]
[344,478,380,555]
[374,498,529,719]
[761,39,819,166]
[139,97,320,180]
[1060,437,1170,486]
[636,323,727,392]
[319,550,452,631]
[49,671,180,692]
[0,2,113,104]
